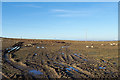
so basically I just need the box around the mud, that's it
[1,38,119,79]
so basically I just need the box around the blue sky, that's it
[2,2,118,40]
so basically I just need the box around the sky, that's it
[1,0,120,2]
[2,2,118,41]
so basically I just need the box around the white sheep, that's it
[91,46,94,48]
[110,43,116,46]
[110,43,113,46]
[113,43,116,45]
[86,46,90,48]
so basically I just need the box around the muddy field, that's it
[1,38,119,79]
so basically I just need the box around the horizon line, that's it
[0,37,118,41]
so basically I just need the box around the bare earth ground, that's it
[1,38,119,79]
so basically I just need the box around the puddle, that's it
[69,67,79,72]
[37,47,40,48]
[83,59,88,61]
[65,66,79,73]
[74,53,82,59]
[7,46,21,53]
[99,67,106,69]
[102,60,106,63]
[41,47,44,48]
[34,53,37,56]
[74,53,88,61]
[54,62,79,73]
[29,70,43,75]
[61,53,64,55]
[8,51,11,53]
[16,47,20,50]
[74,53,77,56]
[66,68,72,71]
[100,59,106,63]
[61,46,69,48]
[59,63,64,66]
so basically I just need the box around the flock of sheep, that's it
[24,42,118,49]
[86,43,118,48]
[109,43,118,46]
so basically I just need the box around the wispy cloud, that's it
[52,9,66,12]
[13,4,42,8]
[51,9,92,17]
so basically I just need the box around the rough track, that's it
[2,41,118,79]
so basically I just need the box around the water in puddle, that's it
[74,53,88,61]
[61,46,69,48]
[59,63,64,65]
[74,53,77,56]
[69,67,79,72]
[83,59,88,61]
[7,46,21,53]
[34,53,37,56]
[65,66,79,72]
[37,47,40,48]
[74,53,82,59]
[66,68,72,71]
[29,70,43,75]
[41,47,44,48]
[102,60,106,63]
[8,51,10,53]
[16,47,20,50]
[99,67,106,69]
[61,53,64,55]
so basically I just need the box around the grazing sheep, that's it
[101,44,104,46]
[28,44,32,46]
[91,46,94,48]
[110,43,116,46]
[113,43,116,45]
[110,43,113,46]
[86,46,89,48]
[86,46,94,48]
[25,44,32,47]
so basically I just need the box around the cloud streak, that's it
[13,4,42,8]
[51,9,92,17]
[52,9,66,12]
